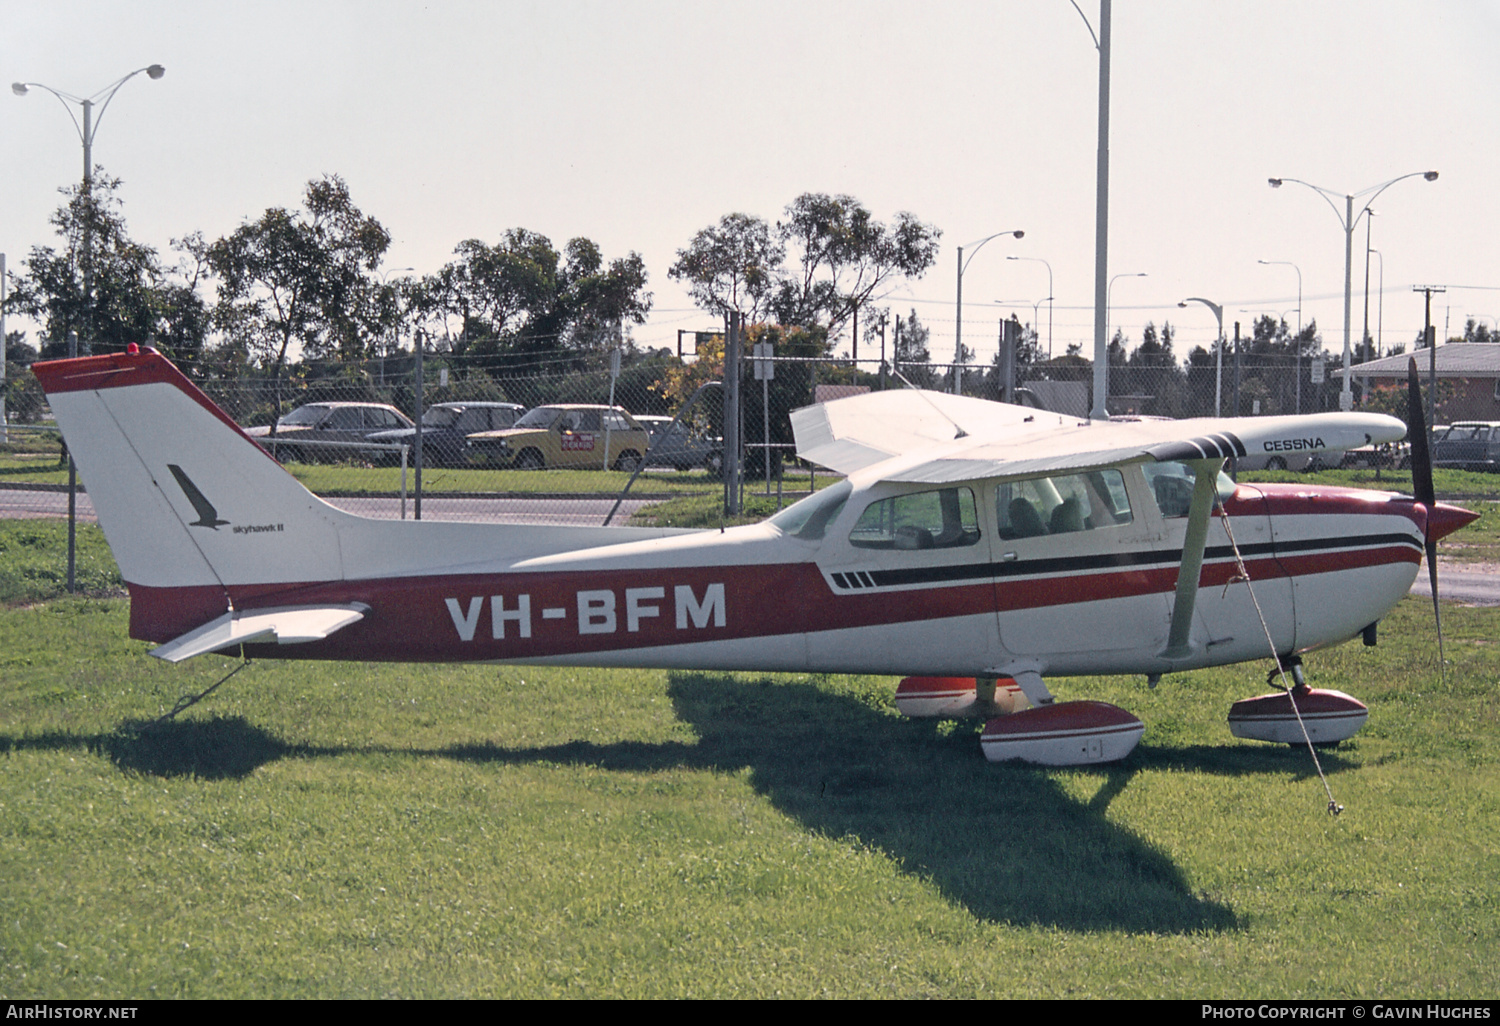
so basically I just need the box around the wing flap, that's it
[150,603,370,663]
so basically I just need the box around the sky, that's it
[3,0,1499,369]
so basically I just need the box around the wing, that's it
[789,389,1047,474]
[791,389,1405,484]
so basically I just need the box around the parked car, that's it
[1337,441,1409,470]
[365,401,525,466]
[1232,449,1337,472]
[1432,421,1500,471]
[466,404,650,471]
[244,402,413,463]
[636,415,724,473]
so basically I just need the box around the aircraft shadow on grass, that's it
[6,671,1371,934]
[462,672,1256,935]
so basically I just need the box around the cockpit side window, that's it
[849,487,980,550]
[995,470,1132,540]
[1140,461,1236,518]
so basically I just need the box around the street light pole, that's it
[1257,259,1302,337]
[1267,169,1438,411]
[1258,259,1304,413]
[1007,254,1054,359]
[1361,208,1377,365]
[13,65,166,353]
[1067,0,1113,418]
[1179,297,1224,417]
[954,229,1024,394]
[1371,249,1385,356]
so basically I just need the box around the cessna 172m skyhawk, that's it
[32,347,1476,767]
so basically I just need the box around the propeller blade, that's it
[1407,358,1445,681]
[1407,358,1435,508]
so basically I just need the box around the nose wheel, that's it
[1230,659,1367,745]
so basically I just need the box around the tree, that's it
[892,308,935,388]
[672,197,941,352]
[668,213,783,325]
[1121,321,1188,416]
[548,238,652,352]
[1452,317,1494,344]
[208,175,391,388]
[416,230,559,356]
[414,230,652,369]
[3,173,207,361]
[775,193,940,347]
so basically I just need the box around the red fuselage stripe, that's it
[125,536,1418,660]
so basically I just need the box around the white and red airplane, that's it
[31,347,1476,766]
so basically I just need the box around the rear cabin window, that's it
[849,487,980,550]
[996,470,1132,539]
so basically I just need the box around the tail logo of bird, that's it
[167,465,230,530]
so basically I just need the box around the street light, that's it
[1179,297,1224,417]
[1256,259,1302,337]
[1361,209,1377,364]
[13,64,166,352]
[1267,169,1438,410]
[954,229,1024,394]
[1100,272,1145,417]
[1258,258,1305,414]
[13,65,165,185]
[1007,255,1054,358]
[1106,271,1146,337]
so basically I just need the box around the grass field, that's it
[1,528,1497,997]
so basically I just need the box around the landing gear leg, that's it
[1267,656,1306,689]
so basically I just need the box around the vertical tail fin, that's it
[32,349,349,597]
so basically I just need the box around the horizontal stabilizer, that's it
[150,604,370,663]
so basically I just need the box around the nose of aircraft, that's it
[1426,502,1481,544]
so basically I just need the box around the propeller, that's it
[1407,357,1445,679]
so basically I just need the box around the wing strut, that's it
[1162,458,1224,660]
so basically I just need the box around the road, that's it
[0,486,652,527]
[1409,565,1500,607]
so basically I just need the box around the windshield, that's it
[278,405,330,427]
[422,407,460,427]
[513,407,565,430]
[768,480,852,540]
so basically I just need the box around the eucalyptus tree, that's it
[775,192,940,349]
[668,212,783,325]
[415,230,651,370]
[4,173,208,362]
[673,196,939,357]
[207,175,391,388]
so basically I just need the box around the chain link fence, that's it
[1,344,1379,538]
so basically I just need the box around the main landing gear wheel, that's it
[893,675,1145,766]
[1227,681,1369,746]
[981,702,1145,765]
